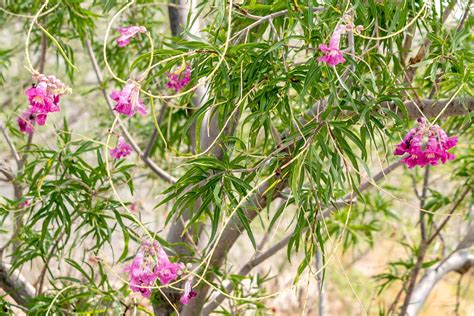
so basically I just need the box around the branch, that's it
[406,225,474,316]
[184,176,288,315]
[84,40,177,184]
[0,120,21,166]
[426,188,471,245]
[399,165,431,315]
[305,97,474,122]
[232,7,324,42]
[202,160,403,313]
[397,97,474,120]
[0,262,35,308]
[405,0,457,82]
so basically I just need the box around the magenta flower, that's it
[318,26,345,66]
[126,241,186,298]
[19,200,30,208]
[25,82,51,112]
[394,117,458,168]
[17,111,36,134]
[18,72,69,134]
[110,81,147,117]
[180,279,197,305]
[116,26,147,47]
[155,247,184,285]
[125,241,161,298]
[110,136,133,159]
[167,65,191,92]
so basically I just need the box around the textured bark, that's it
[0,262,34,308]
[406,225,474,316]
[202,160,403,314]
[182,177,287,315]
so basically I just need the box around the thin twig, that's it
[202,160,403,313]
[84,39,177,184]
[0,120,21,166]
[427,188,471,245]
[399,166,430,315]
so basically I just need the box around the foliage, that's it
[0,0,472,315]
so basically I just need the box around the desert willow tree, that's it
[0,0,473,315]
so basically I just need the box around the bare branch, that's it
[399,186,470,315]
[232,7,324,42]
[0,120,21,166]
[406,225,474,316]
[0,262,35,308]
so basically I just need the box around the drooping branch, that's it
[84,40,177,184]
[0,262,35,308]
[232,7,324,42]
[202,160,404,313]
[305,97,474,122]
[183,176,288,315]
[405,0,457,82]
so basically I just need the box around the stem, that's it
[399,166,430,315]
[202,160,403,313]
[316,249,326,316]
[85,39,177,184]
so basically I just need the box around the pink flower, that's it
[155,247,184,285]
[19,73,69,134]
[394,118,457,168]
[167,65,191,92]
[125,241,161,298]
[25,82,51,112]
[19,200,30,208]
[180,279,197,305]
[110,136,133,159]
[318,26,345,66]
[125,241,186,298]
[116,26,147,47]
[110,81,147,117]
[17,111,36,134]
[130,202,138,213]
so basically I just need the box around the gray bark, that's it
[0,262,34,308]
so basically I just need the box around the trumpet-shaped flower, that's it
[318,26,345,66]
[17,111,36,134]
[110,136,133,159]
[125,241,186,297]
[156,247,184,285]
[167,65,191,92]
[18,72,70,134]
[125,241,161,298]
[110,81,147,117]
[394,117,457,168]
[116,26,147,47]
[180,279,197,305]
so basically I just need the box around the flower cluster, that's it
[125,241,195,304]
[116,26,147,47]
[110,80,147,117]
[18,72,70,134]
[110,136,133,159]
[167,65,192,92]
[394,118,458,168]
